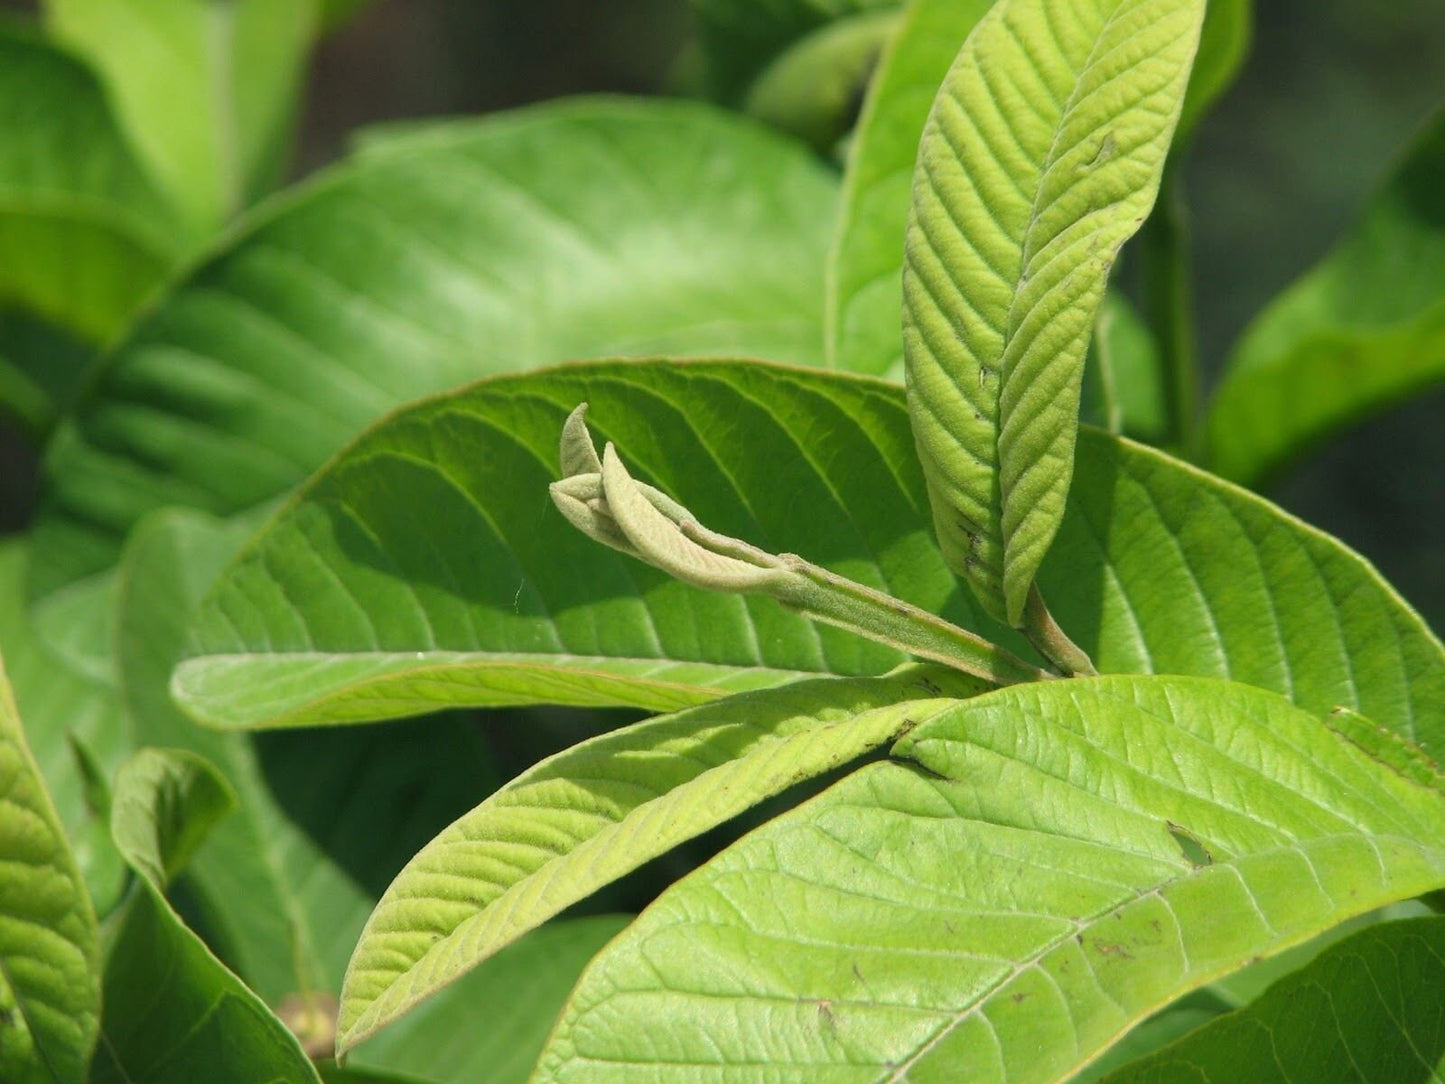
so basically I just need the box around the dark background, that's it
[4,0,1444,623]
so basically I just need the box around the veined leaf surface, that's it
[535,675,1445,1082]
[172,361,1444,753]
[902,0,1203,623]
[1099,916,1445,1082]
[338,667,985,1052]
[0,652,98,1084]
[93,749,322,1084]
[1206,111,1445,486]
[29,98,838,609]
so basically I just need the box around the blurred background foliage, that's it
[1,0,1442,625]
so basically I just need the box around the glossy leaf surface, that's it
[0,652,98,1084]
[173,362,1444,755]
[536,676,1445,1082]
[1206,111,1445,485]
[903,0,1203,623]
[30,99,838,608]
[1100,916,1445,1082]
[338,667,984,1051]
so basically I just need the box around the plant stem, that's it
[683,522,1052,687]
[1021,584,1097,677]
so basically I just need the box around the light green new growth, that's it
[551,403,1049,686]
[902,0,1205,630]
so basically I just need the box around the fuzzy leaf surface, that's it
[170,362,1445,755]
[29,99,838,609]
[536,675,1445,1082]
[1206,111,1445,486]
[0,652,98,1084]
[338,667,985,1051]
[902,0,1203,623]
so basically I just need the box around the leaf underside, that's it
[171,361,1444,756]
[902,0,1203,623]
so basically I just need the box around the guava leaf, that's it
[337,666,985,1052]
[94,748,322,1084]
[825,0,994,377]
[0,26,184,350]
[0,651,98,1084]
[28,98,838,612]
[170,361,1444,755]
[0,541,128,912]
[344,916,630,1084]
[1206,110,1445,486]
[902,0,1203,623]
[1099,915,1445,1082]
[115,509,501,1008]
[1176,0,1250,142]
[535,675,1445,1082]
[689,0,899,104]
[43,0,318,230]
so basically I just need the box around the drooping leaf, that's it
[1099,916,1445,1082]
[0,651,98,1084]
[903,0,1204,624]
[28,98,839,610]
[0,26,185,350]
[338,666,985,1051]
[170,361,1445,754]
[1206,111,1445,486]
[825,0,995,377]
[535,675,1445,1082]
[43,0,319,230]
[344,916,631,1084]
[0,541,128,911]
[94,748,322,1084]
[689,0,899,104]
[115,509,500,1007]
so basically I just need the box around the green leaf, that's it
[0,312,95,445]
[0,26,185,348]
[43,0,319,230]
[320,0,374,33]
[94,748,322,1084]
[902,0,1204,624]
[28,98,839,609]
[1205,111,1445,486]
[173,361,1018,730]
[115,509,500,1008]
[171,361,1444,754]
[825,0,995,377]
[742,9,899,152]
[689,0,899,104]
[0,541,128,912]
[345,916,630,1084]
[110,748,236,891]
[0,650,98,1084]
[1098,916,1445,1082]
[338,666,985,1052]
[535,675,1445,1082]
